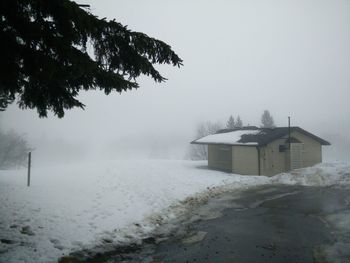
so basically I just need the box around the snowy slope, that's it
[0,160,349,263]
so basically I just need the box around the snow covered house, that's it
[191,127,330,176]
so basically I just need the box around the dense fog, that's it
[2,0,350,165]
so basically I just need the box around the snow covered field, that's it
[0,160,350,263]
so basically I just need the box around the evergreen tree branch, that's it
[0,0,183,117]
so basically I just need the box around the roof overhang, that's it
[291,127,331,145]
[190,141,258,146]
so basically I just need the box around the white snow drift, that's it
[0,160,349,263]
[193,129,259,145]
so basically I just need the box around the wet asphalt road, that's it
[78,185,350,263]
[138,185,350,263]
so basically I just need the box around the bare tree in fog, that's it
[260,110,275,128]
[0,0,182,117]
[0,130,31,169]
[187,121,223,160]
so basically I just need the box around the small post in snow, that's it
[288,116,291,150]
[27,152,31,187]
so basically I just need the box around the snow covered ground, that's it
[0,160,350,263]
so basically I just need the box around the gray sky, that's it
[2,0,350,161]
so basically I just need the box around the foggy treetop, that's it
[0,0,183,117]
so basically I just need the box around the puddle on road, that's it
[191,210,224,221]
[254,187,281,194]
[181,187,301,227]
[249,191,300,208]
[183,192,247,224]
[181,231,207,245]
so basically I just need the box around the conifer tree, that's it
[261,110,275,128]
[235,115,243,128]
[226,115,235,129]
[0,0,183,117]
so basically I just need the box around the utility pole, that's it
[27,152,31,187]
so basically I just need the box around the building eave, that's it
[190,141,259,147]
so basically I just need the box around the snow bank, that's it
[271,162,350,187]
[0,160,349,263]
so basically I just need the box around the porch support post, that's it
[256,146,261,176]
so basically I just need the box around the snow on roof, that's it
[192,129,260,145]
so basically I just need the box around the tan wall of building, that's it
[232,146,259,175]
[208,144,232,172]
[260,138,287,176]
[260,131,323,176]
[290,131,322,167]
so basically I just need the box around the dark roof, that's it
[285,137,302,143]
[192,126,331,146]
[216,126,259,134]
